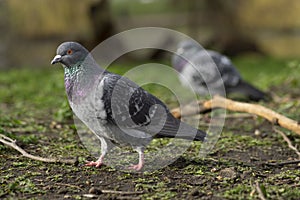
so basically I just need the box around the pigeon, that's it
[172,40,268,101]
[51,42,206,171]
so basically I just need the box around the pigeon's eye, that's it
[67,49,73,55]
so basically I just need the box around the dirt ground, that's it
[1,85,300,200]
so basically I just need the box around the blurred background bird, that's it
[172,40,269,101]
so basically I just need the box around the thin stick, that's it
[292,183,300,188]
[101,190,144,195]
[83,193,141,199]
[0,134,78,165]
[273,127,300,158]
[266,159,300,166]
[55,183,82,190]
[87,187,144,195]
[255,181,267,200]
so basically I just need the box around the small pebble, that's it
[210,167,217,173]
[189,188,199,196]
[254,129,261,136]
[89,187,102,195]
[219,167,237,179]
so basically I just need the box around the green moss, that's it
[223,184,253,200]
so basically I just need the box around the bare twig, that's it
[266,159,300,166]
[171,95,300,136]
[273,127,300,158]
[255,181,267,200]
[292,183,300,188]
[87,187,144,196]
[83,193,141,199]
[55,183,82,190]
[101,190,144,195]
[0,133,78,165]
[250,188,256,197]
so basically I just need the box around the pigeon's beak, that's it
[51,55,62,65]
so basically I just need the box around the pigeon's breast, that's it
[69,78,111,138]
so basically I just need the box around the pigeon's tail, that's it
[157,116,207,142]
[226,80,269,102]
[176,121,207,141]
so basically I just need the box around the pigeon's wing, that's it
[100,73,172,133]
[99,73,205,141]
[125,84,205,141]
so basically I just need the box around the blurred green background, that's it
[1,0,300,104]
[2,0,300,117]
[1,0,300,68]
[0,0,299,120]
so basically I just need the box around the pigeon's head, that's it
[51,42,89,68]
[177,40,200,55]
[172,40,201,72]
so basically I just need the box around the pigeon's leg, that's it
[85,137,108,168]
[129,147,144,171]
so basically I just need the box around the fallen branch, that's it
[171,100,212,118]
[171,95,300,136]
[218,113,255,119]
[273,127,300,158]
[0,134,78,165]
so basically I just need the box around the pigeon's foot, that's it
[128,163,143,171]
[85,155,104,168]
[128,149,144,171]
[85,160,103,168]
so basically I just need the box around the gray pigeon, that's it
[172,40,268,101]
[51,42,206,171]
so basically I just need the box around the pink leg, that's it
[85,154,105,168]
[128,150,144,171]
